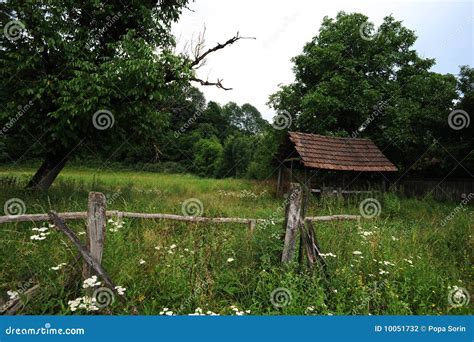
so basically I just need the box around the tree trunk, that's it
[26,150,70,191]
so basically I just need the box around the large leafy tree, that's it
[457,66,473,115]
[0,0,190,189]
[0,0,247,189]
[445,66,474,174]
[269,12,468,176]
[222,102,267,135]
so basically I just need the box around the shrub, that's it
[193,138,223,177]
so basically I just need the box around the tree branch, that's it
[164,32,255,90]
[189,32,255,69]
[189,77,232,91]
[187,32,255,90]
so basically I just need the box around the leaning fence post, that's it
[281,183,303,263]
[82,192,107,281]
[49,211,123,302]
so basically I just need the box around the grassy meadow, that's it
[0,165,472,315]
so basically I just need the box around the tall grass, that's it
[0,166,471,315]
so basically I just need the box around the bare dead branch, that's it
[192,26,207,69]
[187,32,255,90]
[166,31,255,90]
[189,32,256,69]
[189,77,232,91]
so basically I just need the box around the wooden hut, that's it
[275,132,398,195]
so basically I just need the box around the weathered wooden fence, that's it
[0,187,364,313]
[0,189,363,266]
[395,178,474,201]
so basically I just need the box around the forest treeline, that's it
[1,4,472,185]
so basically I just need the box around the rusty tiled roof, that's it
[288,132,397,172]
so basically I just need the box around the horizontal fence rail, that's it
[305,214,361,222]
[0,211,362,225]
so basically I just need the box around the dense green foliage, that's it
[269,12,473,177]
[0,0,272,182]
[0,6,471,185]
[159,85,271,178]
[0,0,190,154]
[0,167,471,315]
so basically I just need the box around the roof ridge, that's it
[289,131,372,142]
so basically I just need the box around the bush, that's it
[193,138,223,177]
[219,135,253,178]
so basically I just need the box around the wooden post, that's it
[281,183,303,263]
[277,166,282,196]
[82,192,107,281]
[299,175,309,266]
[249,220,256,233]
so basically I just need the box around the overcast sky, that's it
[173,0,473,121]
